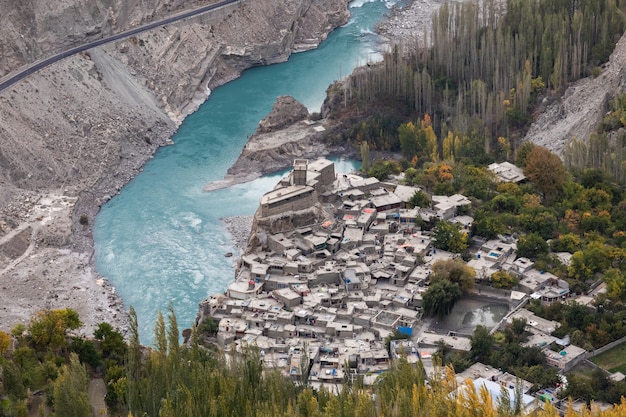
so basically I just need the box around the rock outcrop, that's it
[0,0,350,333]
[203,93,355,191]
[256,96,310,134]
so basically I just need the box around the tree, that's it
[69,337,100,368]
[52,353,91,417]
[28,308,81,352]
[198,316,219,337]
[166,304,180,362]
[472,213,506,240]
[360,141,370,171]
[2,359,27,399]
[431,259,475,292]
[433,221,469,253]
[94,322,127,364]
[399,122,419,161]
[523,146,565,200]
[0,330,10,355]
[367,160,399,181]
[510,318,527,338]
[550,233,581,253]
[516,233,549,260]
[422,279,462,318]
[470,325,493,363]
[605,268,626,302]
[515,142,535,167]
[491,271,519,289]
[433,340,454,365]
[154,311,167,358]
[568,242,612,281]
[408,190,431,209]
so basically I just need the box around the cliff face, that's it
[0,0,349,334]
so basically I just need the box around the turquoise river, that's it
[94,0,402,344]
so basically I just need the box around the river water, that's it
[94,0,400,344]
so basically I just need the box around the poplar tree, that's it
[52,353,91,417]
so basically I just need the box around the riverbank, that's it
[222,216,254,254]
[376,0,450,45]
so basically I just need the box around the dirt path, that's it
[88,378,108,417]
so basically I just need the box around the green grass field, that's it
[590,342,626,373]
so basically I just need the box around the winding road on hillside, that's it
[0,0,242,93]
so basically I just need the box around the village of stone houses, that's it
[197,158,623,413]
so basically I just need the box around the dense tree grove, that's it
[328,0,626,180]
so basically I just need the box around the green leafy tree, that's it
[408,190,431,209]
[399,122,420,161]
[568,242,612,281]
[510,318,527,339]
[515,142,535,167]
[94,322,127,364]
[422,279,462,318]
[516,233,548,260]
[520,209,558,240]
[470,325,493,363]
[433,221,469,253]
[367,160,399,181]
[198,316,219,337]
[68,337,100,368]
[605,268,626,302]
[472,212,506,240]
[360,141,370,171]
[490,194,521,213]
[550,233,581,253]
[1,359,27,399]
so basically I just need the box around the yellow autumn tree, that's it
[423,122,439,163]
[0,330,10,355]
[438,164,454,182]
[497,136,511,161]
[443,131,455,161]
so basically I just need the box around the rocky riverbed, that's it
[222,216,255,254]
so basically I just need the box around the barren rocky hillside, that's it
[0,0,349,335]
[522,33,626,156]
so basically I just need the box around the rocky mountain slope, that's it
[0,0,349,335]
[522,33,626,156]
